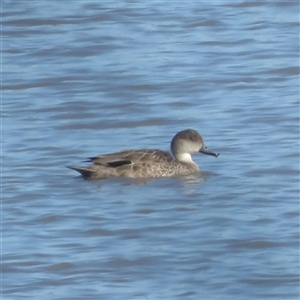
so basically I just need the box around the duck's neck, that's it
[175,153,196,165]
[175,153,199,171]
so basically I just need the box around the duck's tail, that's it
[67,166,96,179]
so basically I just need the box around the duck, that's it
[68,129,219,179]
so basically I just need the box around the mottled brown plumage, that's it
[68,129,218,179]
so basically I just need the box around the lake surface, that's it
[2,1,299,299]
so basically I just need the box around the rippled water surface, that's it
[3,1,299,299]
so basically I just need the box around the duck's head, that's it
[171,129,219,161]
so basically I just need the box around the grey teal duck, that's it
[68,129,219,179]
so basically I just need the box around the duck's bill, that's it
[199,145,219,157]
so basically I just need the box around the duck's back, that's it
[90,149,174,166]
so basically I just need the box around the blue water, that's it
[3,1,299,299]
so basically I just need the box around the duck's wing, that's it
[88,149,174,167]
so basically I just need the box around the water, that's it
[2,1,299,299]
